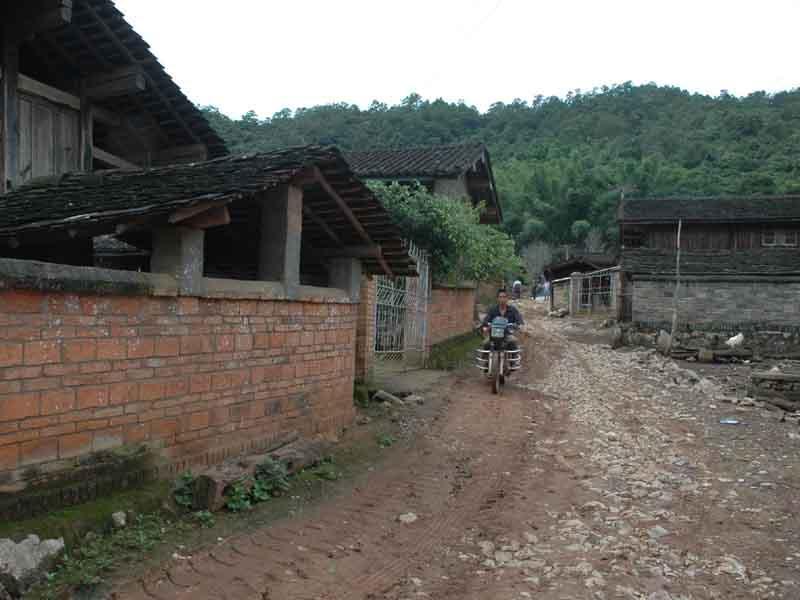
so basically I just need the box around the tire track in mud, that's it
[117,335,545,600]
[262,376,536,600]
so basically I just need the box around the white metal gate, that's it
[374,243,430,370]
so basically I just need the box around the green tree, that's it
[201,83,800,252]
[370,183,521,283]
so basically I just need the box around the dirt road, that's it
[114,304,800,599]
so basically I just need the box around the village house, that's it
[344,143,502,379]
[345,142,502,224]
[0,2,414,520]
[618,195,800,333]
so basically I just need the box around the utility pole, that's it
[669,219,682,353]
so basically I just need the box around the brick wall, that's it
[0,289,356,486]
[427,285,477,348]
[354,276,375,382]
[632,278,800,329]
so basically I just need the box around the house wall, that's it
[427,285,476,348]
[628,223,800,251]
[0,282,357,488]
[631,278,800,330]
[433,176,469,199]
[17,92,81,185]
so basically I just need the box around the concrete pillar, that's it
[329,257,362,300]
[150,227,204,295]
[258,185,302,288]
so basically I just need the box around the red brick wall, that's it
[0,289,356,484]
[427,286,477,348]
[354,276,375,382]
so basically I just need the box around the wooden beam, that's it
[6,1,72,35]
[169,201,228,224]
[310,245,383,260]
[81,1,204,147]
[16,73,80,110]
[65,17,169,150]
[1,34,20,191]
[79,81,93,171]
[93,146,138,170]
[310,166,393,277]
[85,65,146,100]
[179,206,230,229]
[302,204,343,246]
[31,1,73,33]
[92,104,121,127]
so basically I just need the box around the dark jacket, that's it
[482,304,524,327]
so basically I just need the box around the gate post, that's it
[355,275,375,382]
[569,272,583,315]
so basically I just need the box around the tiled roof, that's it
[345,143,487,179]
[18,0,227,158]
[0,146,415,276]
[620,196,800,224]
[345,142,503,224]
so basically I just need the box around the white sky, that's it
[115,0,800,119]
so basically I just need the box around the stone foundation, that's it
[631,278,800,330]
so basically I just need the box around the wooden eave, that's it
[16,0,226,157]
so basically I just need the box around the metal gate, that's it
[374,243,430,370]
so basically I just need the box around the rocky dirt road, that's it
[114,303,800,599]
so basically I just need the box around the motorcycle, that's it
[475,317,522,394]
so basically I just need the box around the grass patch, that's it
[376,433,396,448]
[0,481,170,547]
[36,513,184,597]
[353,383,371,408]
[427,330,482,371]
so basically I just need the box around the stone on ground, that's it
[0,535,64,597]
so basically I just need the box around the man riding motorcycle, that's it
[481,288,523,352]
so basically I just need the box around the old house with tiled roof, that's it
[346,142,502,224]
[345,143,502,379]
[619,195,800,331]
[0,2,413,519]
[1,0,225,193]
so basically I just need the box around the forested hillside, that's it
[202,83,800,253]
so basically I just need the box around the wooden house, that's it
[0,0,226,194]
[619,195,800,330]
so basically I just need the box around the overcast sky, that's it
[115,0,800,119]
